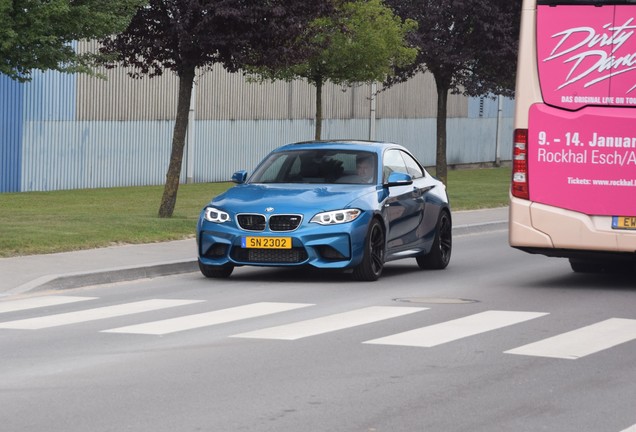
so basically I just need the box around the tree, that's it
[384,0,521,184]
[250,0,418,140]
[0,0,144,81]
[100,0,335,218]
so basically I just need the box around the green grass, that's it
[0,183,232,257]
[0,167,510,257]
[446,166,511,210]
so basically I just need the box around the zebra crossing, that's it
[231,306,425,340]
[103,302,313,335]
[1,295,636,360]
[0,299,201,330]
[364,310,549,348]
[505,318,636,360]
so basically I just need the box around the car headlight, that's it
[310,209,361,225]
[204,207,230,223]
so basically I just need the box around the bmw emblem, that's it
[265,207,274,213]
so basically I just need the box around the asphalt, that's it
[0,207,509,298]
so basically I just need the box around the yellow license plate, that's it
[241,236,292,249]
[612,216,636,230]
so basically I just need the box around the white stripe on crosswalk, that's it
[505,318,636,360]
[0,299,202,330]
[102,302,314,335]
[620,424,636,432]
[364,310,548,348]
[0,295,96,314]
[231,306,427,340]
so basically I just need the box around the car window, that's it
[382,150,408,182]
[252,154,289,183]
[401,151,424,179]
[250,150,376,184]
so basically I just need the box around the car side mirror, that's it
[385,172,413,187]
[231,170,248,184]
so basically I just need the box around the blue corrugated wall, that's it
[0,76,23,192]
[23,69,76,121]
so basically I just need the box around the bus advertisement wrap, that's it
[529,105,636,216]
[529,5,636,216]
[537,5,636,110]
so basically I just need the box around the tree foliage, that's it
[0,0,144,81]
[250,0,418,140]
[100,0,335,217]
[384,0,521,184]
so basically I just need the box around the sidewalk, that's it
[0,207,508,297]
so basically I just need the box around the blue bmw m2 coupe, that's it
[197,140,451,281]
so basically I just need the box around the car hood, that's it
[211,183,377,214]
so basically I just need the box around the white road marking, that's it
[619,424,636,432]
[505,318,636,360]
[0,295,96,314]
[231,306,427,340]
[364,310,548,347]
[0,299,201,330]
[102,302,314,335]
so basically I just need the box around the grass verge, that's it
[0,167,510,257]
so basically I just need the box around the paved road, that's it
[1,229,635,432]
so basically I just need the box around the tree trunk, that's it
[433,75,449,185]
[314,76,323,140]
[158,67,195,218]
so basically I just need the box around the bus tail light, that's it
[512,129,529,199]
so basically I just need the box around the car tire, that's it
[417,210,452,270]
[198,259,234,278]
[352,218,385,281]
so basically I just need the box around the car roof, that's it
[275,140,406,154]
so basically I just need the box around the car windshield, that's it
[249,149,378,185]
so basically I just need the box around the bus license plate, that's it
[612,216,636,230]
[241,237,292,249]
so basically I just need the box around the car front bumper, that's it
[197,213,372,269]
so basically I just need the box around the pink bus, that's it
[510,0,636,272]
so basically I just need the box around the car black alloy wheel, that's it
[198,259,234,278]
[352,218,385,281]
[417,210,452,270]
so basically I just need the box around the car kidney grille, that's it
[237,214,301,232]
[237,214,266,231]
[269,215,302,232]
[231,248,308,264]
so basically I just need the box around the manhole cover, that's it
[394,297,478,304]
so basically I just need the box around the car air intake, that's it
[316,245,347,260]
[203,243,228,258]
[231,248,308,263]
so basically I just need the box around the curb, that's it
[453,220,508,236]
[5,260,198,296]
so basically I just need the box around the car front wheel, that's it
[198,260,234,278]
[417,210,452,270]
[352,219,385,281]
